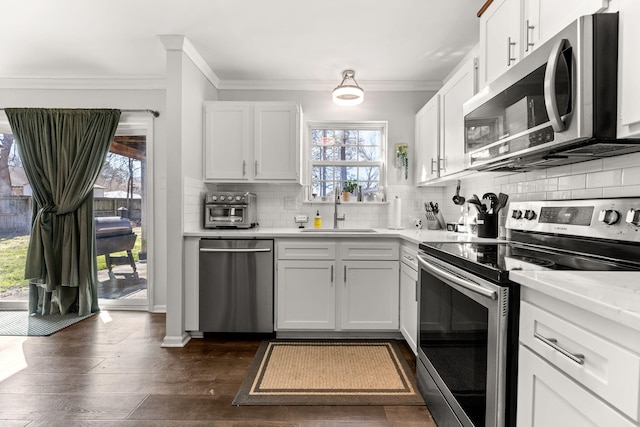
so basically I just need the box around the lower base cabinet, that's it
[517,346,636,427]
[276,239,399,332]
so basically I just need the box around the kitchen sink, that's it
[299,228,377,233]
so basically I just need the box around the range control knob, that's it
[626,209,640,227]
[598,209,620,225]
[511,210,523,220]
[210,195,218,202]
[219,195,226,201]
[235,196,241,201]
[524,209,537,220]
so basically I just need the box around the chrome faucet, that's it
[334,186,345,229]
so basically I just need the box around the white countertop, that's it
[511,271,640,331]
[183,227,498,245]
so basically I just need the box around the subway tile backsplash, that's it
[183,152,640,231]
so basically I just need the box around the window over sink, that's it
[307,121,387,201]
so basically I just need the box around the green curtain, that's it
[6,108,121,316]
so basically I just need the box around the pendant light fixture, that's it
[332,69,364,106]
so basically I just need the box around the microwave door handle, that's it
[544,38,568,132]
[418,255,497,300]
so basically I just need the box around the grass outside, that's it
[0,228,142,293]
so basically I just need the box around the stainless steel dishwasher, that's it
[199,239,274,333]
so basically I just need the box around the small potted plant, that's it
[342,179,358,202]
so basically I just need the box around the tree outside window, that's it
[309,123,386,199]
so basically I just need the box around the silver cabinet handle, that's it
[534,332,585,365]
[544,38,568,132]
[242,160,247,176]
[418,255,497,300]
[403,255,415,263]
[254,160,258,176]
[507,36,516,66]
[430,158,438,175]
[344,265,347,283]
[525,20,535,52]
[330,265,334,283]
[199,248,271,253]
[415,280,419,302]
[439,157,446,171]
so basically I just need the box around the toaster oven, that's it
[204,192,257,229]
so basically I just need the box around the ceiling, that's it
[3,0,483,90]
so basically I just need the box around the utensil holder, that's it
[476,213,498,238]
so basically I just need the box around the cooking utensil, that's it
[482,193,498,213]
[468,194,485,213]
[494,192,509,213]
[452,180,465,205]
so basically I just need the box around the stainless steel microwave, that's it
[464,13,640,172]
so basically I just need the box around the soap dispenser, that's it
[314,210,322,228]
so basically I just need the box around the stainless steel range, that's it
[204,191,257,229]
[417,198,640,427]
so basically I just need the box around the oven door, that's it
[417,253,509,427]
[204,204,249,228]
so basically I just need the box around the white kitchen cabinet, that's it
[204,102,251,181]
[618,0,640,138]
[439,58,477,177]
[399,246,418,354]
[517,290,640,426]
[479,0,521,87]
[340,260,399,330]
[277,260,336,330]
[522,0,610,57]
[480,0,611,87]
[517,346,637,427]
[415,95,439,185]
[414,56,477,183]
[203,101,301,182]
[276,239,399,332]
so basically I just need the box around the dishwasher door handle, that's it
[199,248,272,253]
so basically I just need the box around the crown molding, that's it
[0,76,166,90]
[217,79,442,92]
[158,35,220,88]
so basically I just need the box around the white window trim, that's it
[304,120,388,199]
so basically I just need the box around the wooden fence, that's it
[0,196,142,235]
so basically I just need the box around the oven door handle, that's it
[418,255,498,300]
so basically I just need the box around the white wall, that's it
[0,86,168,311]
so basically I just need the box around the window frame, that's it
[305,121,388,201]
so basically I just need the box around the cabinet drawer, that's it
[277,241,336,260]
[520,301,640,421]
[339,241,399,261]
[400,245,418,270]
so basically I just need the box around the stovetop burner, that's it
[419,198,640,283]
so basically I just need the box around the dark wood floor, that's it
[0,311,436,426]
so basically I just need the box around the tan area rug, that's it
[233,340,425,406]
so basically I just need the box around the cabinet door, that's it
[254,103,300,181]
[517,346,636,427]
[619,0,640,136]
[479,0,521,87]
[415,95,440,184]
[203,102,251,181]
[399,262,418,354]
[523,0,610,56]
[276,260,335,330]
[340,261,399,330]
[440,58,476,177]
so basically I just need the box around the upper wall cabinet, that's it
[204,101,301,182]
[618,0,640,138]
[479,0,522,88]
[415,57,477,185]
[480,0,610,87]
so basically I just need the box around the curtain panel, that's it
[6,108,121,316]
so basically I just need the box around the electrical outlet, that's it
[295,215,308,223]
